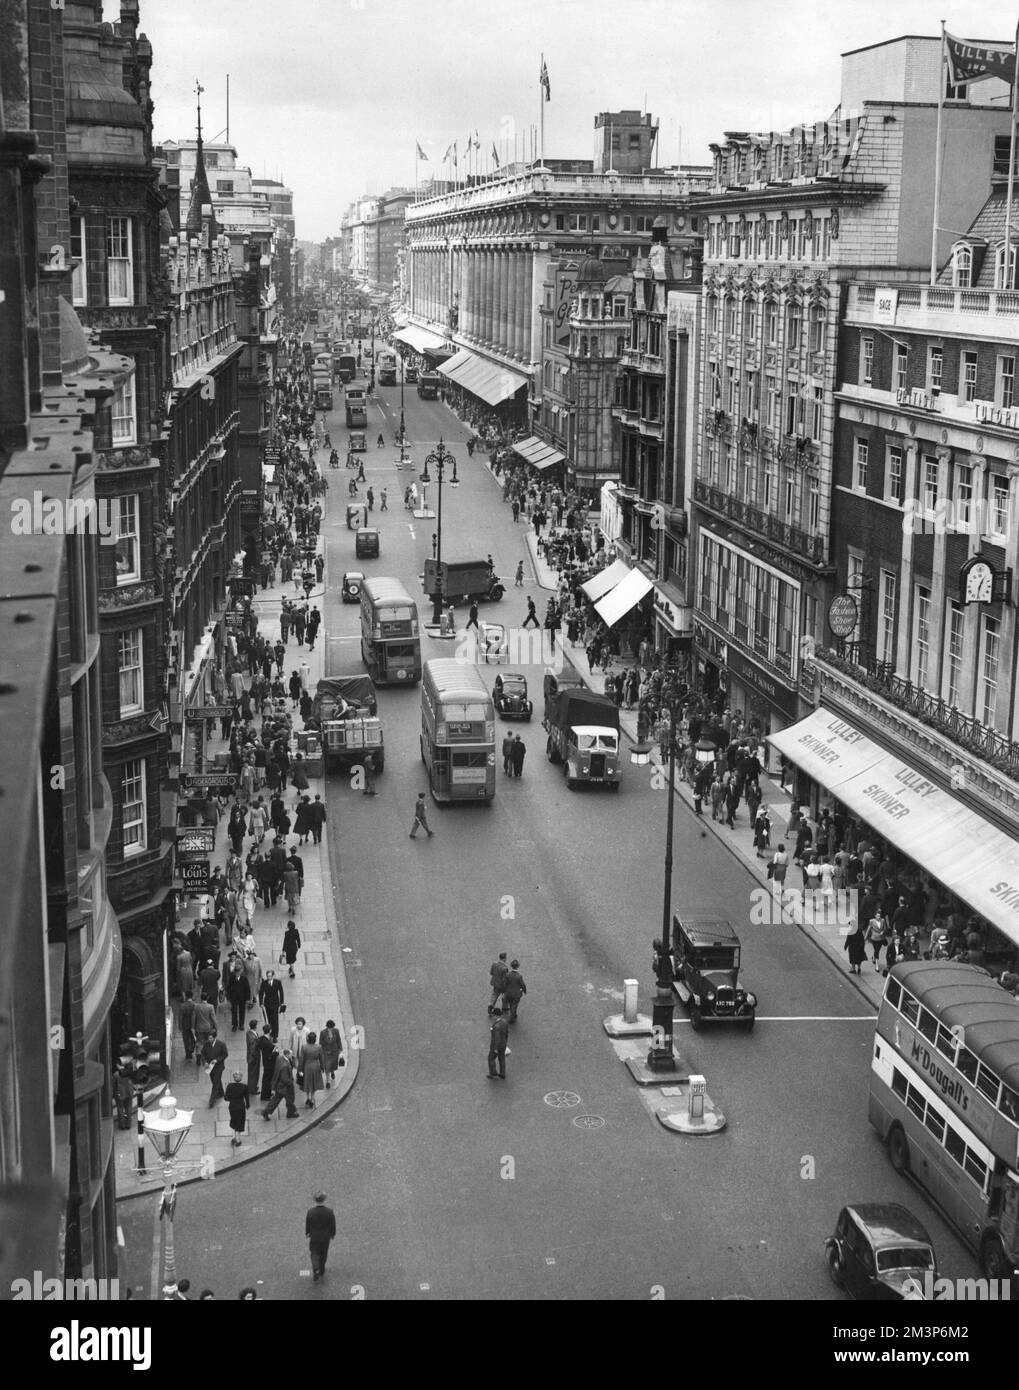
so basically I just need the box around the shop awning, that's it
[594,568,654,627]
[769,709,1019,950]
[581,558,630,601]
[392,323,451,354]
[436,349,527,405]
[513,435,565,470]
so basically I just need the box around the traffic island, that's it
[654,1079,727,1135]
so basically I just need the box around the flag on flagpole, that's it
[945,31,1016,86]
[540,56,551,101]
[492,142,500,168]
[451,140,458,169]
[443,142,453,162]
[416,141,428,161]
[473,129,480,149]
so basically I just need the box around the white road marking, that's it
[671,1014,876,1024]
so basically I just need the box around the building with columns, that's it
[690,36,1014,753]
[402,110,709,426]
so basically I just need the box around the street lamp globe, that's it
[694,736,717,766]
[629,741,655,767]
[143,1095,194,1163]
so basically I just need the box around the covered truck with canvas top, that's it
[543,687,621,789]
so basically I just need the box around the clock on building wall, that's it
[960,555,994,605]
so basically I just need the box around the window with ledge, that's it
[114,495,140,584]
[745,370,759,419]
[990,474,1010,536]
[923,456,939,511]
[996,354,1015,408]
[612,295,627,319]
[121,758,147,855]
[786,303,801,351]
[853,437,869,491]
[861,334,874,386]
[766,220,776,259]
[886,444,903,504]
[766,375,779,428]
[744,297,757,340]
[945,601,964,705]
[808,474,819,530]
[981,616,1001,726]
[725,297,737,336]
[111,375,136,446]
[995,242,1018,290]
[726,365,738,416]
[709,295,720,335]
[913,586,931,688]
[895,343,908,392]
[71,216,87,306]
[927,346,943,397]
[822,216,832,259]
[765,300,778,345]
[118,629,144,714]
[879,570,897,666]
[960,350,978,403]
[106,216,133,305]
[956,464,973,527]
[555,214,565,231]
[648,321,662,357]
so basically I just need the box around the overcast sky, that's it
[139,0,1019,240]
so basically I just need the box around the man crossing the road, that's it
[503,960,527,1023]
[488,953,509,1014]
[409,791,434,839]
[487,1007,509,1080]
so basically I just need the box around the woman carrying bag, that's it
[282,919,301,979]
[864,914,888,970]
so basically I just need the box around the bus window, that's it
[906,1086,925,1122]
[917,1007,938,1043]
[976,1066,1001,1105]
[1000,1086,1019,1123]
[924,1107,946,1143]
[957,1048,979,1085]
[885,978,901,1009]
[900,990,920,1026]
[934,1023,958,1061]
[963,1150,989,1191]
[892,1067,908,1102]
[944,1125,966,1165]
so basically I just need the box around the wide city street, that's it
[120,340,977,1301]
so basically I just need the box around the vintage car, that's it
[825,1204,937,1300]
[493,672,533,720]
[355,527,380,559]
[341,570,364,603]
[404,365,419,383]
[348,430,367,452]
[670,917,757,1029]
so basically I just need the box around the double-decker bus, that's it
[869,960,1019,1281]
[359,577,421,684]
[420,659,496,803]
[378,349,398,385]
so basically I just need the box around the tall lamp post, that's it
[630,663,697,1073]
[420,439,459,624]
[143,1095,194,1299]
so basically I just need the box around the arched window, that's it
[951,243,972,288]
[995,241,1017,290]
[743,296,758,341]
[725,296,737,336]
[708,294,720,335]
[765,299,778,345]
[579,334,588,357]
[808,303,826,353]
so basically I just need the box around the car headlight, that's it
[704,989,715,1002]
[745,992,757,1008]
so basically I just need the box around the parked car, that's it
[348,430,367,451]
[355,528,380,559]
[341,570,364,603]
[825,1204,936,1300]
[493,673,533,720]
[670,917,757,1029]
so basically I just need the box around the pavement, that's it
[477,451,889,1014]
[115,439,361,1198]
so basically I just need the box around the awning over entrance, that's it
[437,349,527,405]
[581,558,630,602]
[769,709,1019,950]
[512,435,565,470]
[392,323,451,354]
[594,568,654,627]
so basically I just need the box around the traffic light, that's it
[118,1033,159,1087]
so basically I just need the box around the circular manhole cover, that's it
[572,1114,605,1130]
[544,1090,581,1108]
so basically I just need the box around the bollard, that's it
[623,979,639,1025]
[688,1074,706,1122]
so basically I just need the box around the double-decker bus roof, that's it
[424,658,491,700]
[361,576,415,605]
[892,961,1019,1091]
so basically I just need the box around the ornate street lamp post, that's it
[629,662,692,1073]
[420,439,459,624]
[143,1095,194,1299]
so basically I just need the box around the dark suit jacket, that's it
[259,978,285,1011]
[305,1203,336,1242]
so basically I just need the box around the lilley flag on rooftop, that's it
[945,32,1016,86]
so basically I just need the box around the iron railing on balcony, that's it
[694,479,826,563]
[815,646,1019,775]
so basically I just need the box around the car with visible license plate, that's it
[670,916,757,1029]
[341,571,364,603]
[493,673,533,720]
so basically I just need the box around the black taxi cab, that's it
[825,1204,937,1299]
[670,916,757,1030]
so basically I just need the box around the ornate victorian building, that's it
[690,36,1014,753]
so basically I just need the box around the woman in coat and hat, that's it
[844,922,867,975]
[282,919,302,979]
[225,1070,249,1148]
[294,795,314,845]
[300,1031,325,1108]
[290,753,310,796]
[319,1019,343,1087]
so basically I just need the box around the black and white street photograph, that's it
[3,0,1019,1359]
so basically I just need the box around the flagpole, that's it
[539,54,545,165]
[1004,17,1019,289]
[931,20,947,285]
